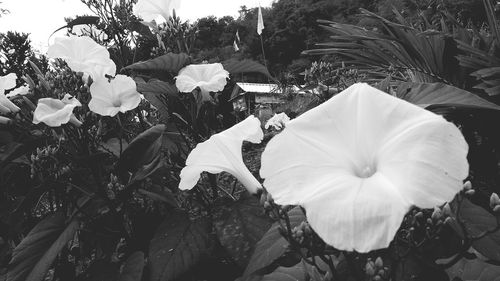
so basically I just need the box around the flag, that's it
[233,30,241,52]
[257,6,264,35]
[233,40,240,52]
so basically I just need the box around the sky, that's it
[0,0,274,51]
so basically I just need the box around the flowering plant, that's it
[3,3,500,281]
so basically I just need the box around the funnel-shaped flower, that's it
[89,75,141,117]
[175,63,229,101]
[33,94,82,127]
[260,83,469,252]
[133,0,180,22]
[179,116,264,193]
[47,36,116,81]
[0,73,20,114]
[265,112,290,130]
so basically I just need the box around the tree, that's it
[0,31,34,85]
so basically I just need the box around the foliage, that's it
[0,31,48,87]
[3,0,500,281]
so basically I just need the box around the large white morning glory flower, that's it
[89,75,141,117]
[260,83,469,253]
[133,0,180,23]
[265,112,291,130]
[179,116,264,194]
[0,73,21,114]
[47,36,116,81]
[175,63,229,101]
[33,94,82,127]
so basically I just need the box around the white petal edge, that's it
[179,115,264,193]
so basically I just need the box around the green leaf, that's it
[100,138,128,157]
[117,124,165,178]
[136,79,179,124]
[261,263,307,281]
[395,82,500,111]
[7,213,79,281]
[243,207,306,277]
[124,53,191,73]
[136,79,179,98]
[450,199,500,262]
[137,188,178,207]
[213,195,274,268]
[149,212,210,281]
[222,59,274,80]
[50,16,100,38]
[446,258,500,281]
[118,251,145,281]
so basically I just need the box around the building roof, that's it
[235,82,282,94]
[230,82,302,101]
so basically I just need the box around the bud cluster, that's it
[365,257,388,281]
[291,221,313,244]
[106,174,125,200]
[30,145,70,180]
[490,192,500,213]
[401,202,453,247]
[463,181,475,196]
[260,189,275,213]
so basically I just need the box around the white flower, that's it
[133,0,180,23]
[6,85,30,98]
[175,63,229,101]
[179,116,264,194]
[0,73,20,114]
[47,36,116,81]
[33,94,82,127]
[260,83,469,252]
[89,75,141,117]
[265,112,290,130]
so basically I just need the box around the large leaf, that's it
[118,252,145,281]
[149,212,210,281]
[222,59,274,80]
[304,11,461,85]
[450,199,500,262]
[117,124,165,178]
[117,124,186,183]
[136,79,179,124]
[243,207,306,277]
[136,80,179,98]
[50,16,100,38]
[446,258,500,281]
[213,195,273,267]
[395,82,500,111]
[124,53,191,73]
[261,263,307,281]
[8,213,79,281]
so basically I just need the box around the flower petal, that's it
[175,63,229,93]
[33,94,81,127]
[303,171,410,252]
[0,73,17,92]
[48,36,116,80]
[6,85,30,98]
[179,116,264,193]
[265,112,290,130]
[260,83,469,252]
[0,94,20,113]
[89,75,141,116]
[133,0,180,22]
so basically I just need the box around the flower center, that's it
[355,165,376,178]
